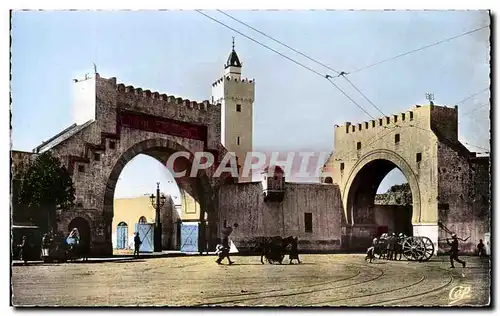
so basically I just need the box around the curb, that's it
[11,252,216,266]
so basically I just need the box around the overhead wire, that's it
[348,25,490,75]
[460,103,490,116]
[455,87,489,105]
[196,10,377,120]
[216,9,341,75]
[216,10,385,117]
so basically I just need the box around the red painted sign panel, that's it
[118,111,208,142]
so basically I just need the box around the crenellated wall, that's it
[322,103,490,254]
[26,73,232,256]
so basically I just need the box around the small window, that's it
[358,124,362,131]
[236,104,241,112]
[304,213,313,233]
[78,165,85,173]
[138,216,147,224]
[274,176,278,180]
[324,177,333,184]
[224,220,227,227]
[340,162,345,171]
[379,119,383,126]
[357,142,361,150]
[409,111,414,121]
[237,137,240,145]
[352,125,355,132]
[395,134,400,144]
[76,202,83,208]
[386,117,390,124]
[372,121,375,128]
[109,140,116,149]
[365,122,368,129]
[416,152,422,163]
[402,113,406,121]
[94,153,101,161]
[394,115,398,123]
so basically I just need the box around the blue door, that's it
[116,222,128,249]
[180,223,199,253]
[135,223,154,252]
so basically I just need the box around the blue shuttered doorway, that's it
[180,223,199,253]
[135,223,154,252]
[116,222,128,249]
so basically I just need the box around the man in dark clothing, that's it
[134,232,141,258]
[386,233,396,260]
[18,236,29,264]
[477,239,486,258]
[216,223,238,265]
[447,233,467,268]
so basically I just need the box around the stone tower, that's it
[212,38,255,182]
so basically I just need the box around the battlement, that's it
[98,75,219,112]
[335,104,458,135]
[212,75,255,87]
[115,82,214,111]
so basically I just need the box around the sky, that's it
[11,10,491,198]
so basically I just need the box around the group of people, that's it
[365,231,488,267]
[365,232,405,263]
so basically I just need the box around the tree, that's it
[17,151,75,232]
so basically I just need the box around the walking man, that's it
[477,239,486,258]
[448,233,467,268]
[134,232,141,258]
[216,222,238,265]
[18,236,28,264]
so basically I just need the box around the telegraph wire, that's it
[196,10,377,120]
[216,10,384,118]
[216,10,341,75]
[325,77,376,120]
[461,103,489,116]
[455,87,489,105]
[348,25,490,75]
[465,142,490,152]
[340,75,386,117]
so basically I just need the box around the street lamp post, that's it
[150,182,167,253]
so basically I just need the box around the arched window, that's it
[116,222,128,250]
[138,216,147,224]
[324,177,333,184]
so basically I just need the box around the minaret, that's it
[212,38,255,182]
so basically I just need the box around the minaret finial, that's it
[232,36,235,51]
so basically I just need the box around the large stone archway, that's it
[322,104,491,254]
[26,74,234,256]
[341,150,421,249]
[101,138,216,255]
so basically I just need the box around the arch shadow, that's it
[343,149,421,226]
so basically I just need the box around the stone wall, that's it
[218,182,344,252]
[30,74,227,255]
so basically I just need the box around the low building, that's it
[218,166,345,252]
[112,195,178,251]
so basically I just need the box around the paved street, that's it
[11,254,490,307]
